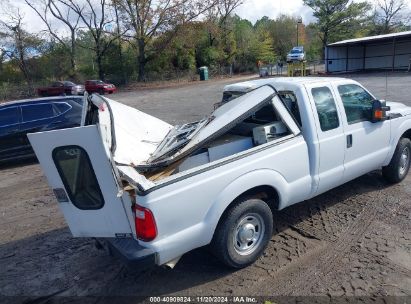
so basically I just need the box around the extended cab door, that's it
[305,83,346,194]
[333,82,391,182]
[28,125,134,238]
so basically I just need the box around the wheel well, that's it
[401,129,411,141]
[211,185,280,243]
[232,185,280,213]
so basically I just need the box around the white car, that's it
[287,46,305,62]
[29,77,411,269]
[71,84,85,95]
[259,67,269,77]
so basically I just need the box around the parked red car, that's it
[85,80,116,95]
[37,81,78,97]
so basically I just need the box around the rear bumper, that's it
[107,238,156,269]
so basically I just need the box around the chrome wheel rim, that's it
[399,147,410,176]
[233,213,265,256]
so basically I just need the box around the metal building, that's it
[326,31,411,73]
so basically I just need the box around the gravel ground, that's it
[0,73,410,303]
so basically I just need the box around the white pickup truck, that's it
[29,77,411,269]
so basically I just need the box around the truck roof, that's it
[224,77,351,93]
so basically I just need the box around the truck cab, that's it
[222,77,411,194]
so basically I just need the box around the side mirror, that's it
[371,100,390,123]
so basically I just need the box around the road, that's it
[0,73,410,303]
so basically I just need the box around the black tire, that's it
[98,89,104,95]
[210,198,273,269]
[382,137,411,183]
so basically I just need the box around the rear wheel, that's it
[382,137,411,183]
[210,198,273,268]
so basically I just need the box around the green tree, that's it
[117,0,218,82]
[24,0,81,78]
[304,23,322,61]
[232,16,256,72]
[303,0,371,57]
[251,32,276,64]
[269,15,301,60]
[370,0,411,34]
[0,3,44,88]
[61,0,119,81]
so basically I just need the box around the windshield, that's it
[64,81,76,86]
[291,49,302,54]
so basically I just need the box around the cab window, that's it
[279,91,302,127]
[338,84,374,124]
[311,87,340,132]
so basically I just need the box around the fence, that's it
[306,60,326,74]
[0,82,44,102]
[0,62,328,102]
[260,60,326,77]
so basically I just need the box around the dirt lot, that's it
[0,73,410,303]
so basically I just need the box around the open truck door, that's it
[28,94,172,238]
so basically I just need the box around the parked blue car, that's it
[0,96,83,162]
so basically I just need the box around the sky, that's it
[6,0,317,34]
[234,0,316,24]
[6,0,404,33]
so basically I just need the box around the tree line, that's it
[0,0,410,92]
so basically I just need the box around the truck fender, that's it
[202,169,289,244]
[384,120,411,166]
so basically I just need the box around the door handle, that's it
[347,134,353,148]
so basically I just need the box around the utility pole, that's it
[297,17,303,46]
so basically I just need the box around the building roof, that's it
[327,31,411,47]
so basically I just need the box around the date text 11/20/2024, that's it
[149,296,259,303]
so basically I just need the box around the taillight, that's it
[133,205,157,242]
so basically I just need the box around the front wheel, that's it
[382,137,411,183]
[210,199,273,268]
